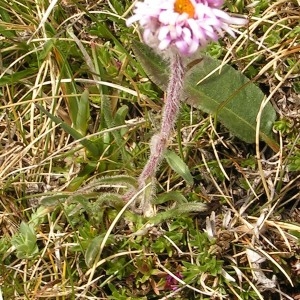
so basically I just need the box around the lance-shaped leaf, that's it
[73,89,90,136]
[132,41,277,149]
[165,150,194,185]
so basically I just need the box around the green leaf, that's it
[131,41,278,148]
[164,150,194,185]
[36,104,100,158]
[39,194,69,206]
[131,41,168,90]
[69,195,93,215]
[155,190,188,205]
[0,68,38,86]
[86,175,138,190]
[30,206,49,228]
[85,235,103,267]
[149,203,207,225]
[73,89,90,135]
[52,44,81,125]
[0,25,16,38]
[175,202,207,214]
[85,234,114,267]
[11,222,39,259]
[115,105,129,136]
[37,39,55,61]
[67,162,97,192]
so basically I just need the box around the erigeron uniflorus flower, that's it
[127,0,247,55]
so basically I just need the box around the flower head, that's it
[127,0,247,55]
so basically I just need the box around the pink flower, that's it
[164,272,183,290]
[127,0,247,55]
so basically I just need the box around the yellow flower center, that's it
[174,0,195,18]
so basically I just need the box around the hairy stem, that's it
[138,53,184,187]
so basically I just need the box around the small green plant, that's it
[11,222,39,259]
